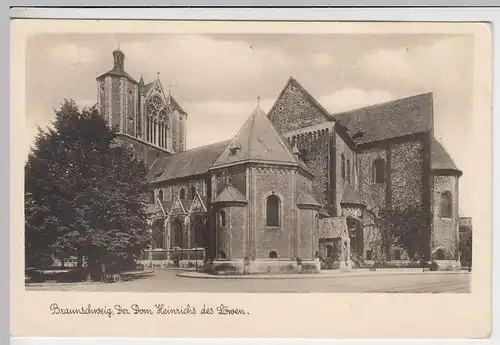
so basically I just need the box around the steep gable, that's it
[267,76,332,133]
[211,105,310,171]
[144,79,187,115]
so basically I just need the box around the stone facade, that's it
[432,174,460,259]
[96,50,464,272]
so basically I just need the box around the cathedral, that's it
[97,48,463,274]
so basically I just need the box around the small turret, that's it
[113,47,125,71]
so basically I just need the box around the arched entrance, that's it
[193,214,207,248]
[152,218,165,249]
[172,218,183,248]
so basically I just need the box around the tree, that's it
[25,99,152,277]
[364,206,430,266]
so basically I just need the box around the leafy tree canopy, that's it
[25,99,152,268]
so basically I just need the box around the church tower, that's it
[96,48,188,165]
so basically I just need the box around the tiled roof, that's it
[340,183,365,206]
[148,140,231,183]
[211,106,311,173]
[332,93,433,145]
[297,190,321,208]
[144,81,156,96]
[169,95,187,114]
[97,66,137,83]
[431,138,461,174]
[213,185,247,204]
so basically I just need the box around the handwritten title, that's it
[49,303,249,318]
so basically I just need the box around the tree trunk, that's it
[77,250,83,269]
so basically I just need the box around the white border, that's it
[7,6,499,345]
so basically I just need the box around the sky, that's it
[25,33,474,216]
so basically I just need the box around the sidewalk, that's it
[25,269,157,287]
[176,268,470,280]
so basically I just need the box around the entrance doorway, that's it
[172,218,183,248]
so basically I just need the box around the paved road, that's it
[26,269,471,293]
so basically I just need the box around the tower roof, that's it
[210,104,311,173]
[431,138,462,176]
[97,49,137,83]
[297,190,321,209]
[340,183,365,206]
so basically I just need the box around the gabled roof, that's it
[210,105,311,173]
[189,192,208,212]
[297,190,321,209]
[332,93,433,146]
[431,138,462,175]
[97,66,137,83]
[148,140,231,183]
[213,185,247,205]
[267,76,332,123]
[144,79,187,115]
[169,196,187,215]
[340,183,365,206]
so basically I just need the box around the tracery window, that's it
[146,94,169,147]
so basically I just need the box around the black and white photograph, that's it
[10,19,492,339]
[22,30,478,294]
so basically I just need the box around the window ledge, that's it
[439,216,453,220]
[265,226,281,230]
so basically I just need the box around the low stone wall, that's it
[137,259,204,269]
[207,259,321,275]
[433,260,462,271]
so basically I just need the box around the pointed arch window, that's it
[373,158,386,183]
[266,194,281,227]
[179,188,186,200]
[341,154,346,180]
[190,187,196,199]
[440,191,453,218]
[157,189,164,202]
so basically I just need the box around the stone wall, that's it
[357,140,425,210]
[156,178,206,202]
[297,208,318,260]
[268,80,329,133]
[391,140,425,209]
[214,167,247,197]
[285,130,330,213]
[253,168,294,259]
[114,134,169,168]
[126,80,137,137]
[335,131,357,216]
[357,148,388,209]
[111,77,122,129]
[432,175,459,259]
[229,206,246,258]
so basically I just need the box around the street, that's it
[26,269,471,293]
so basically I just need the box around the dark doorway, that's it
[346,217,364,259]
[172,218,183,248]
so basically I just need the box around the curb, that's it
[176,270,470,280]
